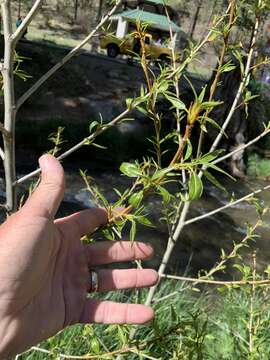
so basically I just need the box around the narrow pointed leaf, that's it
[188,173,203,201]
[120,162,141,177]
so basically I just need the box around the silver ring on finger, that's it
[89,270,99,293]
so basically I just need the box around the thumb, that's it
[23,154,65,219]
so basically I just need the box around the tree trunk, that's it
[1,0,17,212]
[18,0,21,17]
[190,0,203,40]
[96,0,104,22]
[74,0,79,21]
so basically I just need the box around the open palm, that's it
[0,155,158,357]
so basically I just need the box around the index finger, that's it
[56,208,108,237]
[86,241,154,266]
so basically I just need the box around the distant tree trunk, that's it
[74,0,79,21]
[18,0,21,17]
[199,0,218,42]
[96,0,104,22]
[190,0,203,40]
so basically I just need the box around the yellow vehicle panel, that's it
[100,33,179,61]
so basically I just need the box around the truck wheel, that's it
[107,44,119,58]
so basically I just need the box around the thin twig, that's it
[184,184,270,226]
[146,201,191,306]
[141,3,261,314]
[213,128,270,165]
[204,218,263,280]
[11,0,43,45]
[14,107,130,185]
[209,12,260,153]
[129,349,159,360]
[30,345,137,359]
[248,252,256,353]
[161,274,270,286]
[153,288,189,304]
[196,1,236,158]
[167,8,230,81]
[126,12,236,339]
[164,5,183,145]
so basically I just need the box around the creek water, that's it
[2,161,270,278]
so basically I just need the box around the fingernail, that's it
[39,155,51,171]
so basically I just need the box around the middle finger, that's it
[91,269,158,292]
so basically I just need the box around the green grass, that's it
[247,153,270,178]
[19,279,270,359]
[26,30,89,50]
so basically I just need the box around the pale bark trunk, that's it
[1,1,17,212]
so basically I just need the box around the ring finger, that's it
[90,269,158,293]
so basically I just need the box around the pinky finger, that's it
[80,300,154,325]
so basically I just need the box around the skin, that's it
[0,155,158,358]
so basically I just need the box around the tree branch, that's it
[15,108,131,185]
[184,184,270,226]
[161,274,270,286]
[11,0,43,45]
[209,13,260,153]
[1,0,17,211]
[16,1,121,110]
[139,0,261,314]
[29,346,138,359]
[213,128,270,166]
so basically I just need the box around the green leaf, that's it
[222,65,237,73]
[126,98,133,109]
[117,326,127,346]
[159,80,169,93]
[207,163,235,181]
[204,117,228,138]
[199,149,224,163]
[188,173,203,201]
[120,162,141,177]
[170,305,179,322]
[91,142,107,149]
[136,106,148,116]
[137,215,153,227]
[102,229,115,241]
[204,170,226,192]
[89,121,100,133]
[201,101,223,109]
[152,167,173,181]
[113,188,122,198]
[140,84,146,97]
[128,191,144,207]
[165,95,187,110]
[93,188,109,206]
[198,85,207,103]
[90,338,100,354]
[184,139,193,161]
[130,219,137,242]
[158,186,171,205]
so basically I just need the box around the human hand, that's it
[0,155,158,358]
